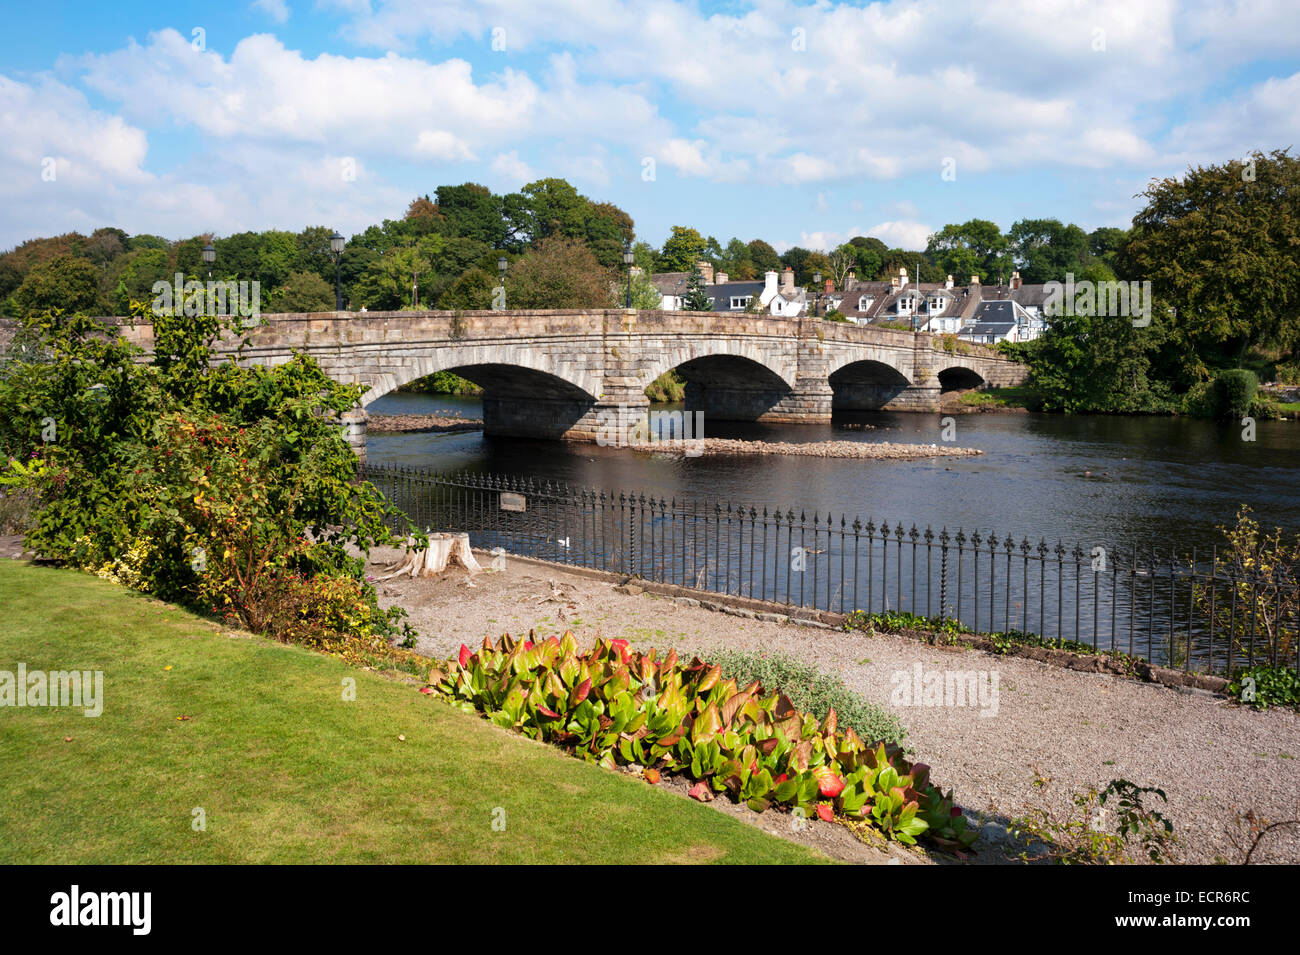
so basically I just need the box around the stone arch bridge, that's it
[106,309,1026,458]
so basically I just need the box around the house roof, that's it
[649,271,691,295]
[704,280,765,309]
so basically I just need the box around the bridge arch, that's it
[828,359,912,411]
[936,364,987,392]
[359,343,597,406]
[638,340,797,394]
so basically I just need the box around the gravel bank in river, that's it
[365,412,483,433]
[643,438,982,459]
[365,546,1300,865]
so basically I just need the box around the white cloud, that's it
[251,0,291,24]
[866,220,934,251]
[490,150,534,184]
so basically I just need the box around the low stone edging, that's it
[473,549,1232,700]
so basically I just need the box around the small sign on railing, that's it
[500,492,526,512]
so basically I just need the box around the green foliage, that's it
[658,226,708,273]
[644,370,685,403]
[1274,362,1300,385]
[1010,772,1177,864]
[1228,664,1300,711]
[703,647,906,746]
[844,611,1141,673]
[0,302,415,652]
[504,237,612,309]
[441,267,495,310]
[926,219,1013,284]
[682,267,713,311]
[12,256,105,316]
[1195,506,1300,669]
[272,270,335,313]
[1122,149,1300,377]
[401,371,483,396]
[1210,368,1258,419]
[432,633,974,850]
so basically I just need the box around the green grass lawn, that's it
[0,561,827,864]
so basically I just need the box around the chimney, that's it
[764,270,778,298]
[1010,270,1022,291]
[781,267,794,292]
[847,269,856,284]
[715,271,729,285]
[945,274,954,289]
[970,274,980,287]
[890,274,900,291]
[696,261,714,284]
[824,278,834,294]
[630,266,644,278]
[898,266,908,287]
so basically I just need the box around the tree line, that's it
[3,150,1298,416]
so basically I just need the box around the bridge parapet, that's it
[12,310,1027,451]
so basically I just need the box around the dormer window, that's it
[858,296,873,311]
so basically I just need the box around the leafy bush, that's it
[1228,664,1300,710]
[703,648,905,746]
[431,633,975,850]
[1195,368,1259,419]
[0,302,416,654]
[1275,363,1300,385]
[1194,506,1299,668]
[401,371,483,396]
[1010,772,1178,864]
[644,369,685,403]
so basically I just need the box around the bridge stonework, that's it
[98,309,1026,459]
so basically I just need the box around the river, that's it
[367,391,1298,557]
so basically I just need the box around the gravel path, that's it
[368,547,1300,864]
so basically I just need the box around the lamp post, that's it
[497,256,508,310]
[623,243,635,308]
[330,231,345,311]
[812,271,822,318]
[201,243,215,281]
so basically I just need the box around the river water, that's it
[368,391,1298,556]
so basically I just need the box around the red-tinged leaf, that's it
[774,773,788,784]
[571,678,592,706]
[610,638,631,663]
[951,806,963,818]
[816,804,834,822]
[523,640,534,651]
[458,644,472,667]
[813,766,846,798]
[821,707,837,735]
[536,706,561,719]
[697,664,722,693]
[688,781,712,802]
[644,768,660,784]
[418,686,434,695]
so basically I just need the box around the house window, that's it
[729,296,751,309]
[858,296,873,311]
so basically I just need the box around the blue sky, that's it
[1,0,1297,253]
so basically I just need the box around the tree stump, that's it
[378,532,481,579]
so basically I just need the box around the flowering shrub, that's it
[430,632,976,850]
